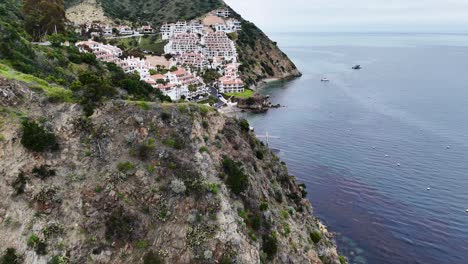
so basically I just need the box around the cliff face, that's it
[0,78,340,263]
[63,0,301,86]
[233,20,301,86]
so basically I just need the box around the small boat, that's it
[352,65,362,70]
[465,209,468,213]
[427,187,431,191]
[321,77,330,82]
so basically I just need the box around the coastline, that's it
[251,73,302,91]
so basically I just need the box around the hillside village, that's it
[74,9,245,102]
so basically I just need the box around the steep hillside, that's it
[65,0,114,25]
[232,19,301,86]
[64,0,301,86]
[66,0,224,25]
[0,78,342,263]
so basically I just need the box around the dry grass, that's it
[66,0,114,25]
[146,56,171,68]
[202,15,224,26]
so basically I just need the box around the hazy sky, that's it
[224,0,468,33]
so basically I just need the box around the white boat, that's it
[321,77,330,82]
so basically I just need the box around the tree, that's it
[23,0,67,41]
[202,69,221,84]
[48,33,65,47]
[188,84,198,92]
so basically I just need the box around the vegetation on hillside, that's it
[109,34,168,56]
[20,119,59,152]
[23,0,67,41]
[0,0,171,116]
[83,0,223,25]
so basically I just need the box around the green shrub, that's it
[199,146,209,153]
[239,119,250,132]
[202,120,209,129]
[20,119,58,152]
[249,214,262,231]
[222,157,248,195]
[339,255,347,264]
[1,248,21,264]
[310,230,322,244]
[205,182,220,194]
[219,255,233,264]
[12,172,27,195]
[280,210,289,220]
[248,229,258,241]
[160,112,171,122]
[48,255,69,264]
[105,208,137,242]
[137,101,151,110]
[259,202,268,211]
[298,183,308,197]
[27,234,47,255]
[117,161,135,172]
[262,234,278,260]
[136,240,149,249]
[255,150,264,160]
[143,250,164,264]
[42,223,64,239]
[164,134,185,150]
[32,165,56,180]
[136,143,154,161]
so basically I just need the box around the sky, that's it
[224,0,468,33]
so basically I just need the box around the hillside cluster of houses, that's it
[74,8,246,101]
[75,40,208,101]
[163,9,245,94]
[75,23,156,38]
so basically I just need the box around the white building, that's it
[215,9,231,18]
[219,77,244,93]
[214,19,241,33]
[171,52,208,70]
[102,25,113,36]
[160,21,204,40]
[149,68,207,101]
[139,25,155,34]
[164,33,201,55]
[75,40,123,63]
[201,32,237,61]
[218,63,244,93]
[227,19,242,31]
[118,26,134,35]
[118,56,153,77]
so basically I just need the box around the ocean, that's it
[243,33,468,264]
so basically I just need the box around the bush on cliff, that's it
[310,230,322,244]
[21,119,59,152]
[1,248,22,264]
[262,233,278,260]
[222,157,248,195]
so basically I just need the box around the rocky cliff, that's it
[0,78,341,263]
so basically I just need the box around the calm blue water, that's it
[245,33,468,264]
